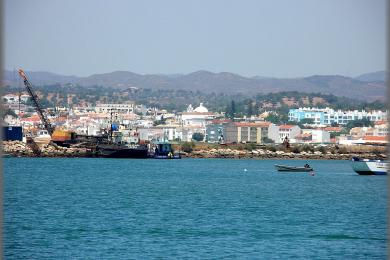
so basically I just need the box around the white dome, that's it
[194,103,208,113]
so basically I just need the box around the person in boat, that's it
[304,163,310,168]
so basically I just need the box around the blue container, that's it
[3,126,23,141]
[111,124,119,131]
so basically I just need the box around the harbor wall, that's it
[2,141,386,160]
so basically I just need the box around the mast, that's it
[110,109,113,142]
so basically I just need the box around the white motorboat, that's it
[351,157,387,175]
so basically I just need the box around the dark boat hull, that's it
[275,164,313,172]
[153,154,181,159]
[97,145,148,159]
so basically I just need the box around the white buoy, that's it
[244,168,247,172]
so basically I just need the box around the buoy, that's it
[244,168,248,172]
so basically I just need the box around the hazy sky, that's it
[5,0,387,77]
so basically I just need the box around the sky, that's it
[4,0,387,78]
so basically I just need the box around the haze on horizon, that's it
[5,0,386,78]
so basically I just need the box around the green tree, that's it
[226,100,236,119]
[261,137,274,144]
[346,118,373,130]
[245,143,257,151]
[265,112,289,124]
[181,141,195,153]
[300,118,315,125]
[317,146,327,154]
[192,133,205,142]
[246,99,254,116]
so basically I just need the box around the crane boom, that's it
[18,69,54,135]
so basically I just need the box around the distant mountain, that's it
[3,70,386,101]
[355,71,386,82]
[3,70,80,86]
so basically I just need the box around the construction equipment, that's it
[18,69,55,135]
[18,69,67,154]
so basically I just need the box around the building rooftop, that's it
[193,103,208,113]
[323,127,343,132]
[279,124,297,130]
[234,122,271,127]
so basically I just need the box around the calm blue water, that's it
[3,158,387,259]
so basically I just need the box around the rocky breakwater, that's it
[185,148,387,160]
[2,141,92,157]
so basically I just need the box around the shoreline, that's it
[3,141,386,160]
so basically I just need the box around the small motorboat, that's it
[275,164,314,172]
[34,129,51,147]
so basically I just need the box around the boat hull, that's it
[275,164,313,172]
[153,154,181,159]
[97,144,148,159]
[351,159,387,175]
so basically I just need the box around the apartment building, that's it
[289,107,387,125]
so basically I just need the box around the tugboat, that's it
[152,141,181,159]
[351,157,388,175]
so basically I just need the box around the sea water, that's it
[3,158,387,259]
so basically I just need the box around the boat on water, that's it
[152,141,181,159]
[351,157,388,175]
[95,114,149,159]
[96,143,149,158]
[275,164,314,172]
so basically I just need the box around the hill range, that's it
[3,70,386,101]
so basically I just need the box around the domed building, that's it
[179,103,218,127]
[193,103,208,113]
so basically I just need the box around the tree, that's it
[265,112,289,124]
[192,133,204,142]
[317,146,327,154]
[246,99,254,116]
[226,100,236,119]
[346,118,373,130]
[181,141,195,153]
[262,137,274,144]
[245,143,257,151]
[300,118,315,125]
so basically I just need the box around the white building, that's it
[3,93,31,104]
[300,129,331,143]
[373,121,388,136]
[278,125,301,143]
[178,103,218,127]
[289,107,387,125]
[3,94,19,104]
[268,124,280,143]
[95,103,135,114]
